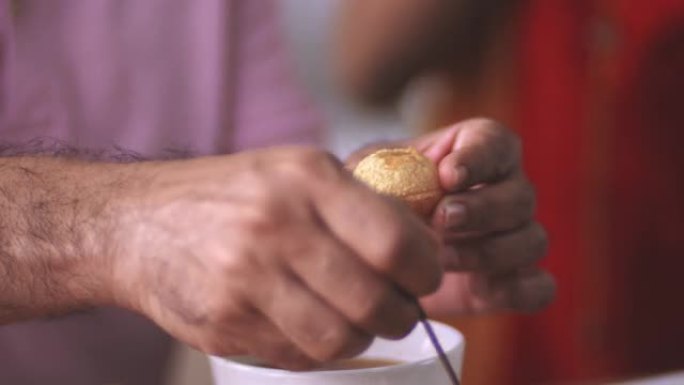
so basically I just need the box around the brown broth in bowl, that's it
[318,358,404,370]
[253,358,404,371]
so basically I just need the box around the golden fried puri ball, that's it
[353,147,443,217]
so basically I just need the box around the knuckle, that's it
[211,256,269,310]
[216,251,251,279]
[472,117,514,142]
[205,293,250,325]
[240,206,275,234]
[468,117,502,132]
[239,201,299,240]
[370,223,404,272]
[353,287,392,326]
[487,120,520,152]
[478,118,522,163]
[462,118,521,181]
[213,233,257,272]
[314,324,368,361]
[289,148,343,181]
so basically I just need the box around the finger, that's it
[246,329,318,371]
[433,174,536,233]
[421,268,556,315]
[252,269,374,364]
[310,175,442,297]
[473,268,556,312]
[285,228,419,339]
[437,118,522,191]
[440,222,548,272]
[229,314,319,371]
[195,307,317,371]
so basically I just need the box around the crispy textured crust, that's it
[353,147,443,217]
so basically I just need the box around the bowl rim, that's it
[209,320,464,378]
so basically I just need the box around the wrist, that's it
[0,157,134,321]
[81,161,151,312]
[55,160,131,310]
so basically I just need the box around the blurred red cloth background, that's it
[430,0,684,383]
[510,0,684,382]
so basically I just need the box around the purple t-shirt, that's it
[0,0,321,384]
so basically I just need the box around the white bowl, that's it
[209,320,465,385]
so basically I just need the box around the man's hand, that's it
[106,148,441,369]
[348,118,555,316]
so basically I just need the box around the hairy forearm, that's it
[335,0,519,106]
[0,153,128,323]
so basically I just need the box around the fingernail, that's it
[444,203,467,228]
